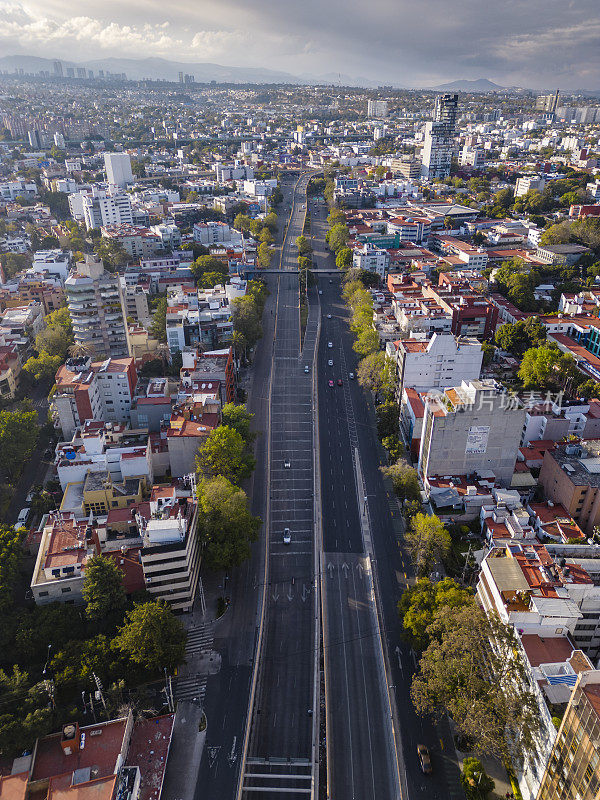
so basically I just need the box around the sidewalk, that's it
[454,738,514,799]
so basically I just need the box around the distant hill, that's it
[431,78,505,92]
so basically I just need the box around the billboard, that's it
[465,425,490,455]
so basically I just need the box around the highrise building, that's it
[178,71,184,83]
[104,152,133,188]
[536,90,560,114]
[367,99,388,118]
[536,670,600,800]
[421,93,458,180]
[65,255,128,359]
[53,60,63,78]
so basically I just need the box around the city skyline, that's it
[0,0,599,89]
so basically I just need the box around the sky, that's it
[0,0,599,88]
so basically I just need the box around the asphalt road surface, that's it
[241,173,320,798]
[310,197,463,800]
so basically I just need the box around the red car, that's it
[328,380,334,387]
[337,378,343,386]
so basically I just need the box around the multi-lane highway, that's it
[239,172,321,798]
[310,196,464,800]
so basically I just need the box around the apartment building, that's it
[120,282,151,328]
[537,670,600,800]
[192,221,244,246]
[352,242,390,278]
[82,187,133,230]
[539,440,600,535]
[387,332,482,399]
[179,346,236,405]
[139,484,201,612]
[367,99,388,118]
[65,255,129,359]
[101,225,162,259]
[52,356,137,439]
[515,175,546,197]
[418,379,525,486]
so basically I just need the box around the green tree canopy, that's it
[406,513,451,577]
[0,409,39,479]
[150,297,167,343]
[327,223,349,253]
[197,476,261,570]
[82,554,127,624]
[232,294,263,357]
[23,351,63,383]
[221,403,256,444]
[461,757,495,799]
[518,342,578,390]
[411,605,541,762]
[398,577,473,650]
[190,255,228,282]
[114,601,186,673]
[381,461,421,504]
[196,425,255,484]
[295,235,311,256]
[257,242,273,269]
[357,351,396,398]
[335,247,353,270]
[495,316,546,357]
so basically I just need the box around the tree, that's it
[190,255,228,282]
[0,409,39,480]
[296,235,311,256]
[327,209,346,227]
[335,247,353,270]
[234,213,255,233]
[82,554,127,623]
[263,212,278,233]
[411,605,541,762]
[196,425,255,484]
[23,351,62,382]
[150,297,167,343]
[518,342,578,390]
[232,295,263,357]
[495,317,546,357]
[0,253,31,279]
[197,476,261,570]
[540,220,573,246]
[94,238,129,270]
[381,461,421,504]
[397,577,473,650]
[406,513,451,576]
[375,400,399,440]
[353,327,380,358]
[327,223,349,252]
[257,242,273,269]
[461,757,495,799]
[357,351,396,398]
[35,325,72,360]
[259,228,274,245]
[199,271,227,289]
[221,403,255,444]
[114,601,186,672]
[0,526,26,615]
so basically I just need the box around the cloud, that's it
[0,0,598,87]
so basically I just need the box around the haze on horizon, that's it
[0,0,599,89]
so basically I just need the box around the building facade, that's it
[421,94,458,180]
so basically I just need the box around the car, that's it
[417,744,432,774]
[327,341,333,348]
[327,314,332,319]
[284,459,291,469]
[318,290,323,295]
[329,279,333,284]
[328,359,333,366]
[43,448,53,460]
[14,507,30,530]
[283,528,291,545]
[304,365,310,373]
[349,372,355,380]
[328,380,334,387]
[337,378,343,386]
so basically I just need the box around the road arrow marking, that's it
[327,562,334,577]
[341,562,349,578]
[272,590,280,602]
[287,587,294,601]
[395,646,403,672]
[208,746,220,767]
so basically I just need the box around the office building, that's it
[536,90,560,114]
[178,71,184,83]
[104,152,133,188]
[65,255,128,360]
[516,175,547,197]
[53,60,63,77]
[367,99,388,119]
[421,93,458,180]
[537,670,600,800]
[418,379,525,486]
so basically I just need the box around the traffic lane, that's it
[323,554,398,800]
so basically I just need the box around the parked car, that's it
[284,459,291,469]
[417,745,432,774]
[14,507,30,530]
[304,365,310,373]
[349,372,355,380]
[328,341,333,348]
[328,359,333,366]
[283,528,291,545]
[327,314,332,319]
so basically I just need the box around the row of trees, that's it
[399,577,541,764]
[232,280,269,363]
[195,404,261,570]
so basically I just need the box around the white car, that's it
[328,359,333,367]
[349,372,355,380]
[318,290,323,295]
[284,459,291,468]
[14,507,30,530]
[283,528,291,545]
[304,365,310,373]
[328,341,333,348]
[327,314,332,319]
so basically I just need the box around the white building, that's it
[30,249,71,283]
[421,94,458,180]
[82,187,133,231]
[458,146,482,168]
[193,221,244,246]
[352,242,390,278]
[515,176,546,197]
[386,332,483,398]
[367,100,388,119]
[104,152,133,188]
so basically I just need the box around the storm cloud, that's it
[0,0,598,88]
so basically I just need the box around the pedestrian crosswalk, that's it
[175,675,207,703]
[185,623,213,656]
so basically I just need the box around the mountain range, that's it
[431,78,505,92]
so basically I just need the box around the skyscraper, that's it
[53,60,63,78]
[421,93,458,180]
[536,90,560,114]
[178,71,184,83]
[367,99,388,118]
[104,152,134,188]
[65,255,129,359]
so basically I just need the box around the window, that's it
[39,591,49,597]
[61,587,71,594]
